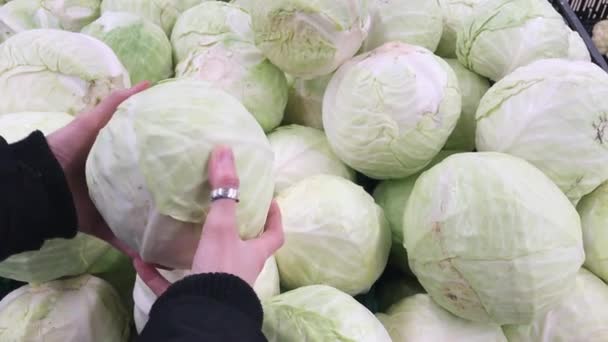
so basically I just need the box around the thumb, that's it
[82,81,150,129]
[134,257,171,297]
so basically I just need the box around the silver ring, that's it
[210,187,240,202]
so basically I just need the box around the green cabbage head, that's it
[251,0,370,79]
[443,59,489,151]
[86,79,274,269]
[0,275,130,341]
[172,2,288,132]
[373,150,461,274]
[577,182,608,283]
[133,256,280,333]
[0,0,101,42]
[0,112,116,284]
[262,285,391,342]
[269,125,355,195]
[503,269,608,341]
[476,59,608,204]
[100,0,202,35]
[456,0,590,81]
[362,0,443,52]
[82,11,173,84]
[0,29,130,116]
[323,42,461,179]
[377,294,507,342]
[275,175,391,295]
[403,152,584,324]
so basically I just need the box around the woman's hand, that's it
[46,82,150,257]
[134,146,285,296]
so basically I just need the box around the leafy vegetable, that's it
[0,29,130,115]
[82,11,173,84]
[404,152,584,324]
[250,0,370,79]
[0,275,130,341]
[275,175,391,295]
[476,59,608,204]
[262,285,391,342]
[323,42,461,179]
[362,0,443,52]
[86,79,274,269]
[377,294,507,341]
[577,182,608,283]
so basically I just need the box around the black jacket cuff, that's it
[9,131,77,240]
[152,273,264,327]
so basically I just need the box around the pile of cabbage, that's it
[0,0,607,340]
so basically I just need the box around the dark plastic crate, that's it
[550,0,608,71]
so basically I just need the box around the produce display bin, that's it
[550,0,608,70]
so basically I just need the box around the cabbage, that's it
[250,0,370,79]
[0,275,130,341]
[86,79,274,269]
[577,182,608,283]
[82,12,173,84]
[100,0,202,35]
[0,29,130,116]
[0,0,101,42]
[170,1,252,63]
[373,150,461,274]
[133,256,280,333]
[436,0,484,58]
[269,125,355,195]
[456,0,590,81]
[403,152,584,324]
[275,175,391,295]
[0,111,120,284]
[443,59,489,151]
[283,74,331,130]
[262,285,391,342]
[362,0,443,52]
[476,59,608,204]
[503,269,608,341]
[377,294,507,342]
[173,2,288,132]
[323,42,461,179]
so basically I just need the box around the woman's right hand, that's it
[134,146,284,296]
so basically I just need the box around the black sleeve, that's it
[0,131,78,261]
[139,273,267,342]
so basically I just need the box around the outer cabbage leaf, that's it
[0,275,130,341]
[456,0,590,81]
[251,0,370,79]
[577,182,608,283]
[503,269,608,341]
[323,42,461,179]
[86,79,274,268]
[403,152,584,324]
[275,175,391,295]
[377,294,507,341]
[0,29,130,115]
[362,0,443,52]
[476,59,608,204]
[82,11,173,84]
[262,285,391,342]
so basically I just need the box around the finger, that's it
[83,81,150,128]
[133,257,171,297]
[248,200,285,257]
[203,146,240,239]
